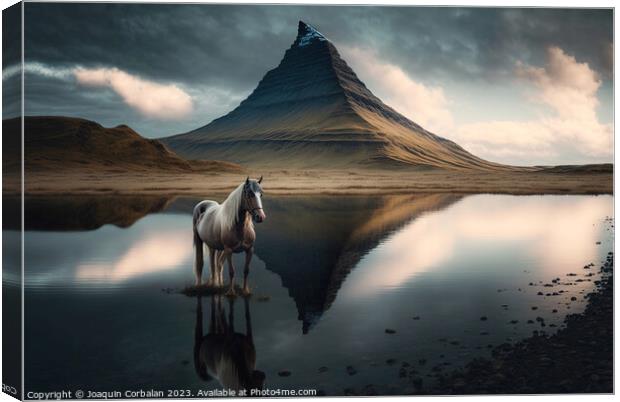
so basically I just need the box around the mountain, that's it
[3,116,242,173]
[163,21,513,171]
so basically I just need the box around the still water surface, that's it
[13,194,613,395]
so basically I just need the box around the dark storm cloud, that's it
[23,4,613,87]
[2,3,21,69]
[5,4,613,138]
[3,3,22,119]
[24,3,295,91]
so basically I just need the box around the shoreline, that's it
[5,169,614,196]
[432,251,614,394]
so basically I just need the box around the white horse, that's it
[192,177,266,296]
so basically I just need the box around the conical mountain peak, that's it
[294,20,327,47]
[163,21,512,171]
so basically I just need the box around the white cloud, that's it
[340,46,611,165]
[2,62,74,81]
[455,121,555,160]
[455,46,612,164]
[74,67,193,120]
[340,46,453,135]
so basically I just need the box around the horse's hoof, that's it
[225,288,237,297]
[242,287,252,297]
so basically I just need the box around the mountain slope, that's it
[163,21,515,171]
[3,116,242,173]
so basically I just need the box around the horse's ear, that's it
[257,175,263,184]
[245,176,250,185]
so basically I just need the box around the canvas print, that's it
[1,2,614,399]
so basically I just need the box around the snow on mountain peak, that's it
[295,21,327,47]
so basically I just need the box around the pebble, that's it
[385,328,396,334]
[278,370,292,377]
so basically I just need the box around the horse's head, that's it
[243,176,266,223]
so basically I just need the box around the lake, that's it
[9,193,613,396]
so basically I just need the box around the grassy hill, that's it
[3,116,243,174]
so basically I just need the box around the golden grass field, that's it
[3,117,612,197]
[7,168,612,196]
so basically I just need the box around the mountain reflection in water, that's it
[167,194,465,332]
[19,194,612,395]
[19,194,461,332]
[5,195,171,231]
[252,194,461,332]
[18,194,612,336]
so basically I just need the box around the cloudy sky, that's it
[3,4,613,165]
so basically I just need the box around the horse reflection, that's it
[194,295,265,391]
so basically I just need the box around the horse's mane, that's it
[220,182,245,231]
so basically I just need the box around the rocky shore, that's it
[433,252,613,394]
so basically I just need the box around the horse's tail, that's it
[193,201,210,239]
[193,202,208,281]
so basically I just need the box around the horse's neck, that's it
[235,210,252,232]
[218,184,244,230]
[236,208,246,226]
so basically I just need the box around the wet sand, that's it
[8,168,613,196]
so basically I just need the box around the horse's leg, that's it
[206,247,216,287]
[242,247,253,296]
[225,250,236,297]
[193,233,204,286]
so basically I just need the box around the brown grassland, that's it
[4,117,612,197]
[7,167,612,196]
